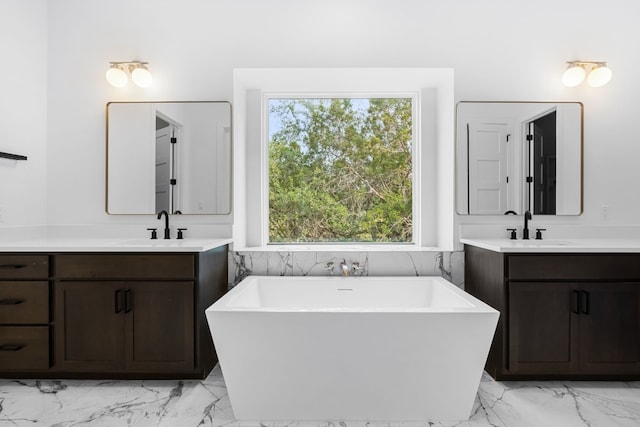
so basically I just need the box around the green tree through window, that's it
[268,98,413,243]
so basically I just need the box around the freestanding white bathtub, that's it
[206,276,498,421]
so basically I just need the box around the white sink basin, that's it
[512,240,571,247]
[117,238,198,247]
[114,238,231,251]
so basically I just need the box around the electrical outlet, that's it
[198,201,204,211]
[0,207,4,223]
[601,205,609,221]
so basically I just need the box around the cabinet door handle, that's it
[124,289,132,313]
[0,298,24,305]
[0,264,27,270]
[572,290,580,314]
[0,344,24,352]
[115,289,123,313]
[580,290,590,315]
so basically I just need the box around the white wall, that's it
[0,0,48,227]
[23,0,640,235]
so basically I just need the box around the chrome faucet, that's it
[157,210,170,239]
[351,262,364,277]
[340,259,350,276]
[523,210,532,240]
[324,262,335,276]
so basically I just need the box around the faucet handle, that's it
[506,228,517,240]
[324,262,335,276]
[177,228,187,240]
[351,262,365,276]
[146,228,158,240]
[535,228,546,240]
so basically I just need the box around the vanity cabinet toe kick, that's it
[0,247,228,379]
[465,246,640,380]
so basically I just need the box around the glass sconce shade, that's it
[106,61,153,88]
[131,67,153,87]
[562,65,586,87]
[587,65,612,87]
[562,61,612,88]
[106,66,128,87]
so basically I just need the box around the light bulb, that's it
[106,66,128,87]
[131,66,153,87]
[587,65,612,87]
[562,65,586,87]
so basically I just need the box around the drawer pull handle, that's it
[115,289,123,313]
[0,298,24,305]
[580,290,591,315]
[125,289,132,313]
[0,344,24,352]
[572,290,580,314]
[0,264,27,270]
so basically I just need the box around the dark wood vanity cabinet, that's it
[55,281,126,372]
[55,280,195,374]
[0,255,51,371]
[0,245,228,379]
[54,254,197,375]
[465,245,640,380]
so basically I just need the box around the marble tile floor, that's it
[1,366,639,427]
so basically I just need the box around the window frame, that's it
[232,68,456,252]
[263,92,420,246]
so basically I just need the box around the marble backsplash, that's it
[229,250,464,288]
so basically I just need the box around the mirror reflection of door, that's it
[155,117,171,213]
[467,122,509,214]
[527,111,557,215]
[155,113,181,214]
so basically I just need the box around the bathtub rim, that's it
[208,275,498,314]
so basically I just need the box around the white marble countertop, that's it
[460,237,640,253]
[0,237,233,253]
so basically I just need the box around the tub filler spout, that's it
[340,259,349,276]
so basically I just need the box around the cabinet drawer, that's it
[508,254,640,280]
[0,326,49,370]
[0,255,48,279]
[55,254,195,279]
[0,281,49,324]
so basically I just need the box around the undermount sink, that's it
[118,239,188,246]
[510,240,571,247]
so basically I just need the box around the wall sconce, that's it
[562,61,612,87]
[106,61,153,88]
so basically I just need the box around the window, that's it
[267,96,415,244]
[233,68,455,250]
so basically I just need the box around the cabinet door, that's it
[125,281,194,372]
[55,282,125,371]
[579,282,640,374]
[508,282,579,373]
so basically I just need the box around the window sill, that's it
[232,244,445,253]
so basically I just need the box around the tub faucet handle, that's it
[351,262,364,277]
[324,262,335,276]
